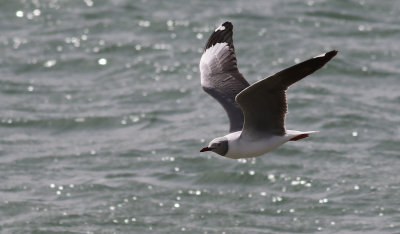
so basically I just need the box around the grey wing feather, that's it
[200,22,250,132]
[202,72,249,132]
[236,50,338,137]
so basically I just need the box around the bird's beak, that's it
[200,147,213,152]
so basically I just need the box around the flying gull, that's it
[199,21,337,159]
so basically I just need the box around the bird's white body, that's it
[224,130,317,159]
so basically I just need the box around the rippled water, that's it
[1,0,400,233]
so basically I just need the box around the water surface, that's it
[1,0,400,233]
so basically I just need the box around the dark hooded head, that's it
[200,137,228,156]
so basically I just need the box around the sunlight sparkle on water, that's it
[75,117,85,123]
[16,11,24,18]
[319,198,328,204]
[98,58,107,65]
[44,60,56,68]
[166,20,174,27]
[33,9,41,16]
[268,174,276,182]
[138,20,151,27]
[84,0,93,7]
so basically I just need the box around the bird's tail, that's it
[287,130,318,141]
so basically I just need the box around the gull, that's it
[199,21,337,159]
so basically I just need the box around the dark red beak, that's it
[200,147,213,152]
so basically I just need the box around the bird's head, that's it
[200,137,228,156]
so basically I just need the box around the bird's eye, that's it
[217,143,221,146]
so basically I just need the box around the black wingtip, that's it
[221,21,233,30]
[312,50,338,63]
[204,21,235,51]
[325,50,338,59]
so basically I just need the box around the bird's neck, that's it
[224,131,242,143]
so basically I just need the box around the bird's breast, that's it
[226,134,291,159]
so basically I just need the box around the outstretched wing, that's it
[236,50,338,137]
[200,22,250,132]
